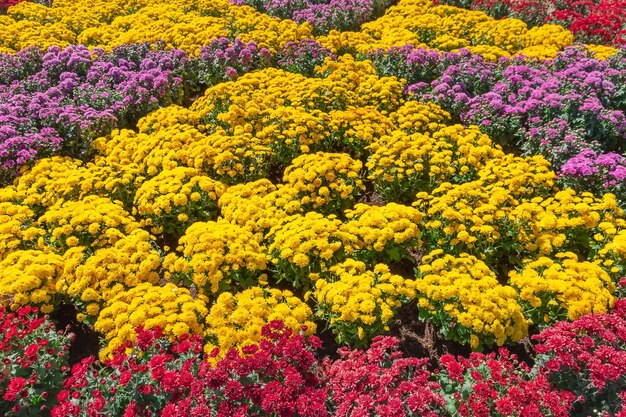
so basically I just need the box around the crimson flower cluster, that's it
[160,321,328,417]
[323,336,446,417]
[0,306,73,417]
[533,299,626,417]
[436,351,574,417]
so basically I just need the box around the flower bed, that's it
[0,0,625,415]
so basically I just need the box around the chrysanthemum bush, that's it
[0,306,72,417]
[93,282,208,360]
[132,166,228,236]
[59,229,162,322]
[509,252,615,327]
[203,287,316,356]
[231,0,396,35]
[266,212,358,288]
[282,152,365,214]
[366,124,504,203]
[533,299,626,416]
[312,259,416,347]
[434,350,575,417]
[163,220,268,296]
[342,202,422,265]
[559,149,626,208]
[415,251,528,350]
[0,250,64,314]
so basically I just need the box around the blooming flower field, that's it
[0,0,626,415]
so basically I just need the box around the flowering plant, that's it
[366,125,503,203]
[509,252,615,327]
[133,166,228,236]
[342,203,422,266]
[184,38,272,95]
[435,350,575,417]
[559,149,626,207]
[163,220,268,296]
[415,251,527,350]
[533,299,626,416]
[0,250,64,314]
[282,152,364,215]
[203,287,315,356]
[0,306,72,417]
[313,259,415,347]
[324,335,446,416]
[266,212,358,288]
[52,327,202,417]
[277,38,336,77]
[93,282,208,360]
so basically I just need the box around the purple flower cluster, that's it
[277,38,336,76]
[185,38,272,91]
[560,149,626,205]
[231,0,394,34]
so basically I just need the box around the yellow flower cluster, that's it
[258,105,332,164]
[192,57,404,121]
[137,105,200,134]
[367,124,504,202]
[266,212,358,287]
[511,190,625,256]
[0,201,44,259]
[416,180,519,261]
[163,221,268,296]
[477,154,557,200]
[204,286,315,356]
[1,0,311,54]
[389,100,451,135]
[218,179,303,239]
[94,282,208,360]
[133,166,228,235]
[326,107,395,156]
[313,259,415,346]
[12,156,143,212]
[415,154,586,268]
[343,203,422,265]
[37,195,139,254]
[584,44,620,60]
[187,127,273,183]
[415,251,528,350]
[0,249,64,313]
[312,56,405,112]
[596,230,626,281]
[509,252,615,325]
[283,152,364,214]
[59,229,161,321]
[95,125,208,179]
[12,157,88,209]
